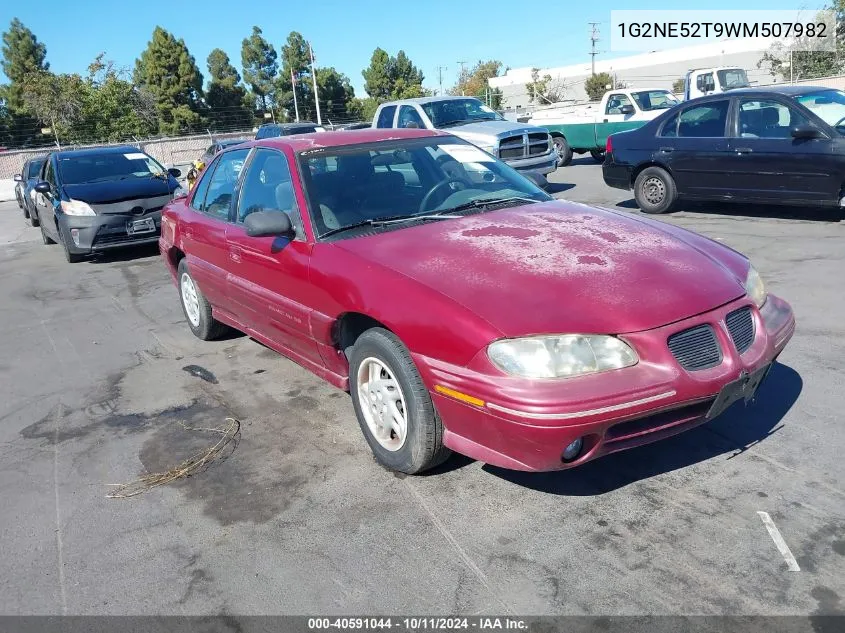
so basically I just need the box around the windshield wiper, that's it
[320,213,460,238]
[442,195,541,214]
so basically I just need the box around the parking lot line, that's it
[757,511,801,572]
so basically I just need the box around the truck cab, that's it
[372,97,557,175]
[684,67,750,100]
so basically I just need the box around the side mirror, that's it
[168,167,182,178]
[34,182,51,194]
[619,104,635,115]
[404,121,420,129]
[244,210,293,238]
[791,125,821,139]
[13,174,22,182]
[524,171,549,190]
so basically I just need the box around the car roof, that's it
[233,128,447,153]
[381,96,483,106]
[51,145,144,159]
[691,86,838,101]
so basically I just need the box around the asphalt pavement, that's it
[0,160,842,617]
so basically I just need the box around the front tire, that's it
[177,259,227,340]
[28,204,39,227]
[552,136,573,167]
[39,215,55,245]
[634,166,677,214]
[348,328,450,474]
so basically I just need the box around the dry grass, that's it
[106,417,240,499]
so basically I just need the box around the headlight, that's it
[60,199,95,216]
[488,335,638,379]
[744,265,767,308]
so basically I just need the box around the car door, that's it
[656,98,733,198]
[224,147,321,365]
[725,96,839,204]
[35,158,61,240]
[596,93,635,147]
[181,148,250,310]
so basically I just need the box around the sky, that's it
[0,0,827,99]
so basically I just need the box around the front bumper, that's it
[414,294,795,472]
[504,152,558,175]
[59,211,162,254]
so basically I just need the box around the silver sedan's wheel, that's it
[180,272,201,327]
[356,357,408,451]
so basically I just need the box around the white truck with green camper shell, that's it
[521,88,680,166]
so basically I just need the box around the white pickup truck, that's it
[520,88,679,166]
[372,96,558,175]
[684,67,751,100]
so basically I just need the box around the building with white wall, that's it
[489,38,776,110]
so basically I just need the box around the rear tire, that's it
[634,166,677,214]
[590,149,606,163]
[348,328,451,474]
[552,136,573,167]
[177,258,227,340]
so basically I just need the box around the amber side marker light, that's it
[434,385,485,408]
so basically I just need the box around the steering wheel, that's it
[833,116,845,128]
[419,178,467,213]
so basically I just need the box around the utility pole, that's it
[589,22,601,76]
[309,41,322,126]
[291,68,300,122]
[435,65,447,95]
[456,61,468,94]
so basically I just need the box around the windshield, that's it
[27,159,45,179]
[718,69,750,90]
[631,90,679,111]
[796,89,845,131]
[299,137,550,238]
[421,99,504,127]
[58,151,167,185]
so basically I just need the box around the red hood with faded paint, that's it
[334,201,749,336]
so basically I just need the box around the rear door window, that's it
[376,106,397,128]
[672,100,730,138]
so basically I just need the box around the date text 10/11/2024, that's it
[307,617,528,630]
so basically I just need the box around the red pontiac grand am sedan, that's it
[159,129,795,474]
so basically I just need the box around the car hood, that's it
[63,177,178,210]
[447,121,548,146]
[335,201,748,335]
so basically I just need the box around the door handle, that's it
[735,147,753,154]
[603,118,609,123]
[659,146,674,153]
[229,246,242,263]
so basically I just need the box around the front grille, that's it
[726,307,755,354]
[668,324,721,371]
[527,132,551,156]
[498,134,525,160]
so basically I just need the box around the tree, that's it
[241,26,277,111]
[450,59,504,108]
[84,54,157,142]
[21,70,88,144]
[134,27,205,135]
[1,18,49,145]
[316,67,356,123]
[276,31,313,121]
[362,48,392,101]
[362,48,426,102]
[526,68,565,104]
[672,77,685,94]
[1,18,48,114]
[584,72,615,101]
[206,48,253,130]
[758,1,845,81]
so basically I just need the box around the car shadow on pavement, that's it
[546,182,575,195]
[89,243,161,263]
[615,198,843,222]
[482,361,802,495]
